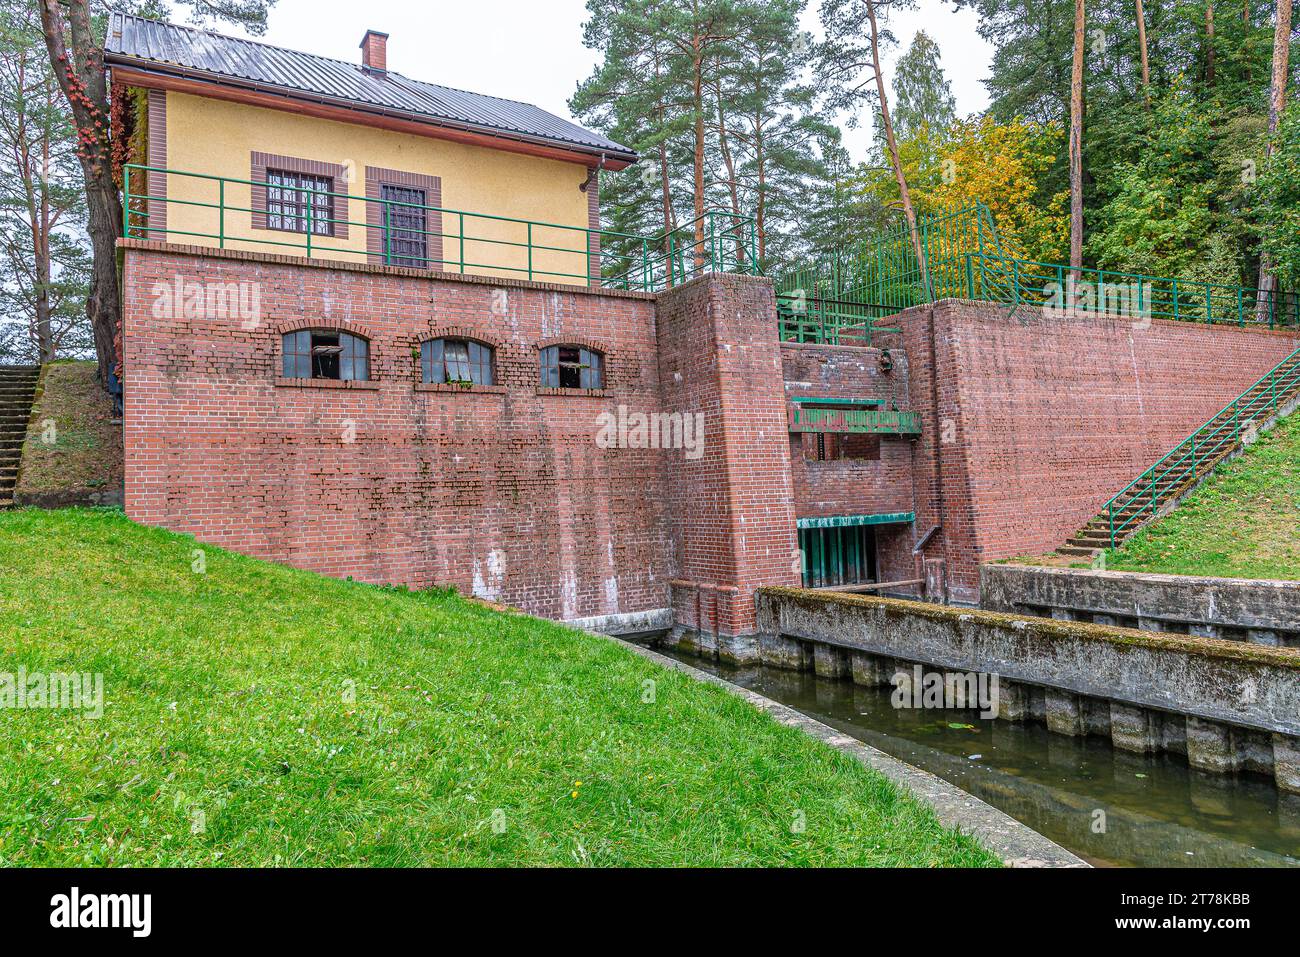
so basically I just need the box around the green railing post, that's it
[123,165,131,238]
[1206,285,1213,325]
[458,212,465,274]
[1172,279,1179,321]
[383,202,391,265]
[965,254,974,299]
[218,178,225,248]
[528,221,534,282]
[1238,287,1244,326]
[306,192,313,258]
[642,238,649,292]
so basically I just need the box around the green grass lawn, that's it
[1105,412,1300,580]
[0,508,996,867]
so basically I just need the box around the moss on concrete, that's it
[758,586,1300,668]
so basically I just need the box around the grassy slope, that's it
[15,361,123,504]
[1106,412,1300,580]
[0,509,996,867]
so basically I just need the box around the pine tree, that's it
[891,31,957,140]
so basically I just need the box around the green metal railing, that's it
[1104,347,1300,546]
[963,253,1300,329]
[774,204,1002,344]
[123,164,757,293]
[788,405,922,435]
[774,202,1299,343]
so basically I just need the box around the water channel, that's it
[648,643,1300,867]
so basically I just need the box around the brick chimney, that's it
[360,30,389,75]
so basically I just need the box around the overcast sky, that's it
[208,0,992,162]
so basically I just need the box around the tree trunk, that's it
[864,0,928,291]
[1256,0,1293,321]
[1069,0,1086,278]
[35,132,53,361]
[692,42,706,270]
[1136,0,1151,106]
[1205,3,1216,87]
[755,120,767,267]
[714,89,744,267]
[38,0,122,382]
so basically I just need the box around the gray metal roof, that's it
[105,14,635,163]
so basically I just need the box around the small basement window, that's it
[422,338,495,385]
[283,329,370,380]
[540,345,603,390]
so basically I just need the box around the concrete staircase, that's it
[1058,347,1300,559]
[0,365,39,509]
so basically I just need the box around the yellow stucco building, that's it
[106,15,637,286]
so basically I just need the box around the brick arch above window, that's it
[275,319,375,341]
[535,336,609,355]
[425,326,500,350]
[251,152,350,240]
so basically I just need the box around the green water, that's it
[652,646,1300,867]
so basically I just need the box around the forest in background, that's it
[0,0,1296,369]
[573,0,1297,293]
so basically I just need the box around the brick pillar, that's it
[655,274,800,648]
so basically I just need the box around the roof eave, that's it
[105,54,638,170]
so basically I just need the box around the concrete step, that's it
[1056,545,1101,557]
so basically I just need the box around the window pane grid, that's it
[422,338,493,385]
[267,169,334,236]
[542,345,604,389]
[381,185,428,268]
[281,329,368,381]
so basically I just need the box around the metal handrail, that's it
[1104,348,1300,545]
[964,252,1300,329]
[123,163,758,293]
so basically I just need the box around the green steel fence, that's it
[1104,347,1300,546]
[964,253,1300,329]
[123,163,757,293]
[774,202,1299,343]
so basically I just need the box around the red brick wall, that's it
[781,342,917,522]
[121,241,675,622]
[897,300,1300,602]
[656,274,800,637]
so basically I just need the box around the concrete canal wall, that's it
[753,587,1300,792]
[981,564,1300,647]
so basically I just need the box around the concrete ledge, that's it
[982,564,1300,643]
[757,587,1300,737]
[118,238,659,300]
[604,634,1087,868]
[565,608,673,636]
